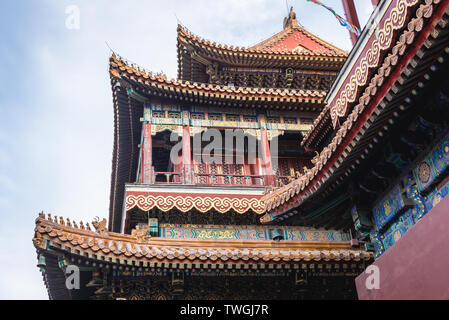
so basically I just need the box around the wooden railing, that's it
[194,172,265,186]
[145,166,291,187]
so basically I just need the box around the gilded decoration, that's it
[159,224,351,242]
[92,217,109,236]
[418,162,431,184]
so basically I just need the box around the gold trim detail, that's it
[126,195,265,215]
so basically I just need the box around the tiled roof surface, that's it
[110,53,327,101]
[33,214,373,264]
[178,24,348,58]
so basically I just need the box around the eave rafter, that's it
[262,0,449,223]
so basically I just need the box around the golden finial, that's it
[59,217,65,226]
[80,221,85,230]
[283,6,299,29]
[66,218,72,227]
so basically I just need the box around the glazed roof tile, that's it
[110,53,327,101]
[178,23,348,58]
[33,214,373,264]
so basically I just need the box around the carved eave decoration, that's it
[33,214,373,266]
[261,0,449,223]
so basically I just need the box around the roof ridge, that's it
[177,23,347,57]
[251,24,348,55]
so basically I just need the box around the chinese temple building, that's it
[33,0,449,300]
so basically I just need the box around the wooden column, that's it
[260,129,276,186]
[141,122,153,184]
[182,126,193,184]
[341,0,361,45]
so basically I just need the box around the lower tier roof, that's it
[33,214,373,266]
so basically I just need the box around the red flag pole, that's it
[341,0,361,45]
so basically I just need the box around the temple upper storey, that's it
[177,8,347,90]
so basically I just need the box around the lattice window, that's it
[226,114,240,122]
[284,117,297,125]
[208,113,223,121]
[267,117,281,124]
[152,111,165,119]
[300,118,313,125]
[243,116,257,123]
[168,112,181,119]
[191,113,205,120]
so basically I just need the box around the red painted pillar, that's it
[371,0,380,8]
[341,0,361,45]
[141,122,153,184]
[173,154,183,183]
[253,157,264,186]
[182,126,193,184]
[260,129,276,186]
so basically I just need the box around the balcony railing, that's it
[143,166,277,186]
[194,172,265,186]
[153,171,184,184]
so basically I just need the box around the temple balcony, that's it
[121,183,267,233]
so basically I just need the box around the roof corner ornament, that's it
[92,217,109,236]
[283,6,299,29]
[132,228,152,243]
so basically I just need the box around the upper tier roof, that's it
[110,53,327,105]
[250,7,348,56]
[177,8,348,81]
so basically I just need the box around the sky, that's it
[0,0,373,300]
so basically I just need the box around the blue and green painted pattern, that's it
[371,131,449,258]
[159,224,351,242]
[371,178,449,259]
[372,186,405,232]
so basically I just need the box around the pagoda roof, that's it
[261,0,449,223]
[108,53,327,232]
[33,214,373,266]
[177,9,347,81]
[110,54,327,104]
[250,8,347,56]
[178,23,347,58]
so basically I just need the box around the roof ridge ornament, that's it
[283,6,299,29]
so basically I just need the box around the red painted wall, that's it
[356,195,449,300]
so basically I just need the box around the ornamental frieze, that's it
[126,191,265,215]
